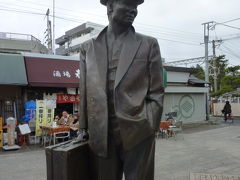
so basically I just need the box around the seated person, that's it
[54,115,60,123]
[70,115,80,138]
[57,111,74,126]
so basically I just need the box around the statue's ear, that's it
[107,2,113,15]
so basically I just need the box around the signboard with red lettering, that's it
[57,94,80,104]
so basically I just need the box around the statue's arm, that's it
[147,38,165,130]
[79,46,88,130]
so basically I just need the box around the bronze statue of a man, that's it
[79,0,164,179]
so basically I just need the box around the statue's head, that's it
[101,0,144,27]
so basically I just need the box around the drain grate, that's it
[190,173,240,180]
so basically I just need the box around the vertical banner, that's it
[46,108,55,126]
[46,99,56,126]
[35,100,46,136]
[0,117,3,147]
[35,100,55,136]
[0,117,2,130]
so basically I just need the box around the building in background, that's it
[162,66,208,123]
[55,22,105,57]
[0,32,48,54]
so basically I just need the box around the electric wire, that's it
[220,17,240,24]
[0,6,203,46]
[1,0,238,64]
[0,2,202,43]
[214,21,240,31]
[220,45,240,59]
[0,0,203,38]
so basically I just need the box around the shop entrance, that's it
[0,100,15,125]
[56,103,73,117]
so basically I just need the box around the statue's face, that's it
[110,0,138,27]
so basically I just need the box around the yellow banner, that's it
[0,117,2,147]
[35,100,55,136]
[35,100,46,136]
[0,117,2,130]
[0,130,3,147]
[46,108,54,126]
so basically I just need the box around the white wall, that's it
[213,103,240,116]
[162,93,206,123]
[167,71,190,83]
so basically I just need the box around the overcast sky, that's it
[0,0,239,66]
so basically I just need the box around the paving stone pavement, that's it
[190,173,240,180]
[155,121,240,180]
[0,120,239,180]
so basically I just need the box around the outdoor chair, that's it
[52,131,70,145]
[157,121,171,139]
[168,121,183,140]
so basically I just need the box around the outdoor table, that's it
[40,125,71,146]
[160,121,172,138]
[160,121,171,130]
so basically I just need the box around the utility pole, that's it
[212,40,217,92]
[212,39,223,92]
[52,0,55,54]
[202,21,213,121]
[45,9,53,54]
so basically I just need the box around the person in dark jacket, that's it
[222,101,232,121]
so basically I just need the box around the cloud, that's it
[0,0,239,65]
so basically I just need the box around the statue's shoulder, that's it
[135,32,158,44]
[80,39,94,52]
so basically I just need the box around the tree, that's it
[209,55,228,91]
[221,75,240,90]
[193,64,205,80]
[193,56,240,97]
[226,65,240,76]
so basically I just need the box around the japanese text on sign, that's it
[53,69,80,79]
[57,94,80,104]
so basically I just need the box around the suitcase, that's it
[45,140,90,180]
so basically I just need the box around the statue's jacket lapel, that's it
[114,29,141,89]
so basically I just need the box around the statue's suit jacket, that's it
[79,27,164,157]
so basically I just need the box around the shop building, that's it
[0,53,28,125]
[22,52,80,117]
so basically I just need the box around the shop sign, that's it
[57,94,80,104]
[53,69,80,79]
[24,57,80,87]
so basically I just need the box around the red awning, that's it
[24,56,80,87]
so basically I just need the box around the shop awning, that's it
[0,53,27,85]
[24,54,80,87]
